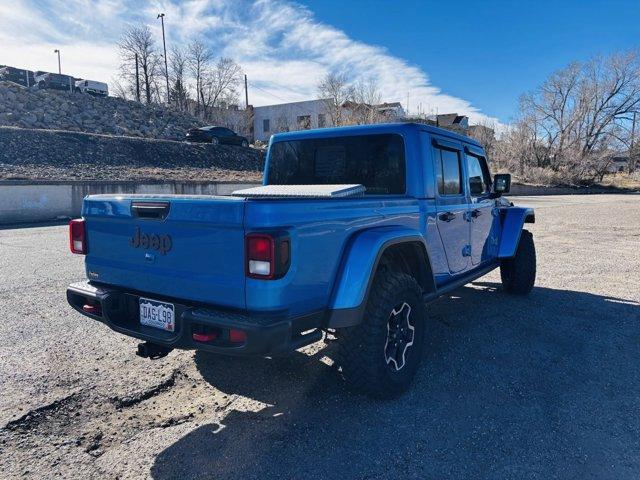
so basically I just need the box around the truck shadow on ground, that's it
[151,282,640,479]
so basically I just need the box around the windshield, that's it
[267,133,406,194]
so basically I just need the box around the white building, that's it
[252,99,405,142]
[253,99,329,142]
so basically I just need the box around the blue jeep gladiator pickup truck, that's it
[67,123,536,398]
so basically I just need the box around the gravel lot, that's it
[1,194,639,479]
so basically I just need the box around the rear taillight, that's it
[69,218,86,254]
[245,233,290,279]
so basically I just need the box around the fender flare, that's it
[326,226,434,328]
[498,207,535,258]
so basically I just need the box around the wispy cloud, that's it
[0,0,500,125]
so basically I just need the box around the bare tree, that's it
[187,39,214,118]
[349,79,383,125]
[468,120,498,160]
[118,24,162,104]
[201,57,243,114]
[110,78,130,100]
[169,45,190,111]
[317,72,353,127]
[499,50,640,183]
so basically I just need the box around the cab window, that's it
[466,154,491,196]
[268,133,405,194]
[435,147,462,195]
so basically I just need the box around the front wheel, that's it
[337,270,426,399]
[211,136,220,145]
[500,229,536,294]
[241,139,249,148]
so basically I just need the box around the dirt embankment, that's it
[0,80,203,140]
[0,126,264,182]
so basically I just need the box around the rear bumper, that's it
[67,281,323,356]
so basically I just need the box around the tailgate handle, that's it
[131,202,170,220]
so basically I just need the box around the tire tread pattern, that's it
[500,229,536,294]
[336,270,425,399]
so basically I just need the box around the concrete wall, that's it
[2,180,634,225]
[509,183,636,196]
[0,180,260,225]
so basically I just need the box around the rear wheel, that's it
[337,269,426,399]
[500,229,536,294]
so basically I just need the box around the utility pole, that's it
[244,74,249,109]
[157,13,170,104]
[135,53,141,102]
[631,111,636,149]
[54,49,61,74]
[244,74,253,143]
[631,111,637,172]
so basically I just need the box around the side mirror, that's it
[491,173,511,197]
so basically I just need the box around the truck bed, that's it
[81,192,421,315]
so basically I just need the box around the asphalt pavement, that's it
[0,194,639,479]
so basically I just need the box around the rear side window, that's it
[435,147,462,195]
[268,134,406,194]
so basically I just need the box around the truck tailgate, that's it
[82,195,246,308]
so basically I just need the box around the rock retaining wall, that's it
[0,126,264,182]
[0,81,201,140]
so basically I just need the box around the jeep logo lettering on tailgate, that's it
[130,227,172,255]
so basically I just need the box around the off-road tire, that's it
[500,229,536,294]
[337,270,426,399]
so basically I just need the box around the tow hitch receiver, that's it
[136,342,172,360]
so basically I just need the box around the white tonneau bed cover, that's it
[231,184,365,198]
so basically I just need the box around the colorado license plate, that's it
[139,297,175,332]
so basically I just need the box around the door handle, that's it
[439,212,456,222]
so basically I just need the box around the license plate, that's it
[139,297,175,332]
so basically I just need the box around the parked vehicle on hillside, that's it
[186,126,249,147]
[67,123,536,398]
[0,66,35,87]
[35,72,74,92]
[75,79,108,97]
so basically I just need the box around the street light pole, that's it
[157,13,170,104]
[54,49,61,74]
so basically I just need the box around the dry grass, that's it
[597,172,640,190]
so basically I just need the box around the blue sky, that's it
[299,0,640,122]
[0,0,638,125]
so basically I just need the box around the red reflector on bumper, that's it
[229,329,247,343]
[193,332,218,343]
[82,304,101,315]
